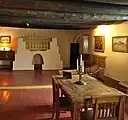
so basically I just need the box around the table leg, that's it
[73,103,80,120]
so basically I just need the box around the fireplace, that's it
[32,54,44,71]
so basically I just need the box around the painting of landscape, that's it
[112,36,128,53]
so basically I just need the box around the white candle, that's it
[77,59,79,71]
[80,54,82,62]
[80,54,82,65]
[82,60,84,73]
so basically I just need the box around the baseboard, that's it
[0,85,52,90]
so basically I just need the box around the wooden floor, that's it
[0,70,127,120]
[0,70,58,86]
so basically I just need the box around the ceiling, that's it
[0,0,127,29]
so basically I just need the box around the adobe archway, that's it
[32,53,44,71]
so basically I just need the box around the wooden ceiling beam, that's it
[0,0,127,28]
[0,8,127,25]
[0,1,128,15]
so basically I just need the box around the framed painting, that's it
[94,36,105,52]
[0,36,11,43]
[112,36,128,53]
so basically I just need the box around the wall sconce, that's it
[97,25,111,36]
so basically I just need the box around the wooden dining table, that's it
[53,74,126,120]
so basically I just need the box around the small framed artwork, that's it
[0,36,11,43]
[94,36,105,52]
[112,36,128,53]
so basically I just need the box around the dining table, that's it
[52,74,126,120]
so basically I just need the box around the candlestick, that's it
[75,63,84,85]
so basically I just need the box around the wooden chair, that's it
[52,77,73,120]
[117,82,128,104]
[102,76,120,89]
[118,82,128,94]
[89,68,104,82]
[91,72,120,89]
[81,96,122,120]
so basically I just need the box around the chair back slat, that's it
[105,104,109,117]
[93,97,120,120]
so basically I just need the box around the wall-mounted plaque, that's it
[0,36,11,44]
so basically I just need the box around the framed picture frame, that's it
[112,36,128,53]
[94,36,105,52]
[0,36,11,43]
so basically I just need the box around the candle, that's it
[80,54,83,66]
[77,59,79,71]
[80,54,82,62]
[82,60,84,73]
